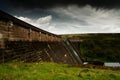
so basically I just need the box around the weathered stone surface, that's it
[0,33,2,39]
[0,10,81,64]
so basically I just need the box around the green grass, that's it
[0,62,120,80]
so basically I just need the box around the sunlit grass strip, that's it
[0,62,120,80]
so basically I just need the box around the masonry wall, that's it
[0,20,60,42]
[0,14,78,64]
[0,41,77,64]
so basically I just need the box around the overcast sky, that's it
[0,0,120,34]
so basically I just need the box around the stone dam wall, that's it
[0,11,82,64]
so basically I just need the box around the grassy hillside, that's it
[61,33,120,62]
[0,62,120,80]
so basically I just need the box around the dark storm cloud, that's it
[6,0,120,9]
[1,0,120,34]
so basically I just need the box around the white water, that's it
[104,62,120,67]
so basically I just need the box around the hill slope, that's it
[61,33,120,62]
